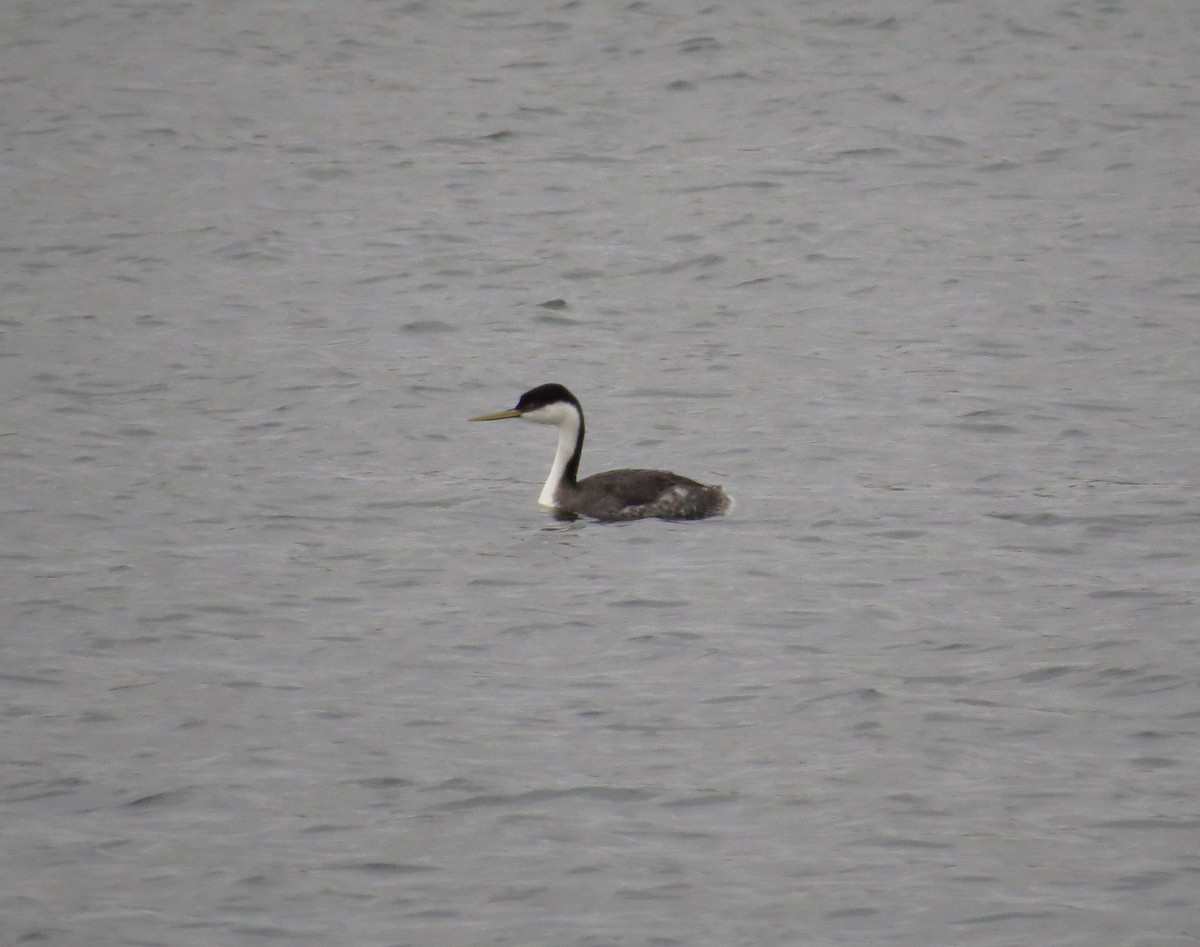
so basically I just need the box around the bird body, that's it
[470,383,729,522]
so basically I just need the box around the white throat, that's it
[521,402,581,508]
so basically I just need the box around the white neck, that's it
[522,402,581,508]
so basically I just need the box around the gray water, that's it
[3,1,1199,945]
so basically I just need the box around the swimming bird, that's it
[470,383,730,522]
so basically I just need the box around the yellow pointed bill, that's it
[469,408,523,422]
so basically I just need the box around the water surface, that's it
[2,1,1198,945]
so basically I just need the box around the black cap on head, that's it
[515,383,579,413]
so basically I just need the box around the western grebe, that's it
[470,383,730,522]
